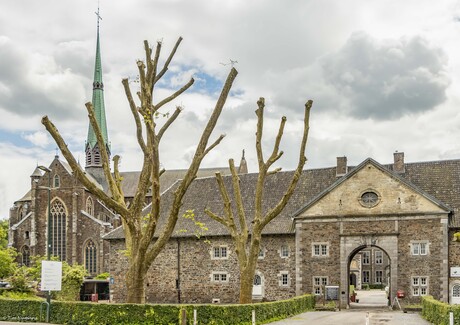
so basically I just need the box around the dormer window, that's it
[53,175,60,188]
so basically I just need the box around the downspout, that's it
[176,238,181,303]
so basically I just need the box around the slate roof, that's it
[120,167,231,197]
[104,157,460,240]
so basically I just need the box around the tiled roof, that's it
[120,167,231,197]
[104,158,460,240]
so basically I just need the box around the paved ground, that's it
[267,310,430,325]
[268,290,431,325]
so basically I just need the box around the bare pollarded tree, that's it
[205,98,312,304]
[42,38,238,303]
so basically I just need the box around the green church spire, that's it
[86,6,110,168]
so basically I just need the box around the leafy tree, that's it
[9,265,34,293]
[0,219,8,249]
[55,262,87,301]
[0,247,17,280]
[205,98,312,303]
[42,38,237,303]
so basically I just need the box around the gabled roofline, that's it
[11,211,33,230]
[81,210,111,227]
[292,158,452,218]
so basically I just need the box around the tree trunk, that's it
[239,268,254,304]
[125,261,147,303]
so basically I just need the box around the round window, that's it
[360,191,379,208]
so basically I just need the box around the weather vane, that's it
[220,59,238,68]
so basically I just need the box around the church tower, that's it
[85,8,110,183]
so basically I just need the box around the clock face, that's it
[360,191,379,208]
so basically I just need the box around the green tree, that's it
[55,262,87,301]
[0,219,9,249]
[0,247,17,279]
[42,38,237,303]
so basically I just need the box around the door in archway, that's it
[452,284,460,304]
[253,274,263,297]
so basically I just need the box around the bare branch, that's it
[155,36,183,83]
[154,78,194,112]
[204,208,227,226]
[85,102,122,202]
[122,78,147,153]
[41,116,128,216]
[266,116,286,169]
[229,159,248,239]
[144,67,238,265]
[255,98,266,172]
[113,155,125,197]
[267,167,282,176]
[203,134,226,157]
[157,106,182,141]
[261,100,313,228]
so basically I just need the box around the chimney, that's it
[336,156,347,177]
[393,151,405,173]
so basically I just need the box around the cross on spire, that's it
[95,1,102,29]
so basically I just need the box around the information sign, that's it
[325,285,339,301]
[41,261,62,291]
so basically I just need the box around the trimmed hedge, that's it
[421,295,460,325]
[0,294,315,325]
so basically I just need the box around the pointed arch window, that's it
[85,239,97,275]
[86,197,94,216]
[21,246,30,267]
[53,175,60,188]
[50,199,67,261]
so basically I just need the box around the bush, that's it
[0,294,315,325]
[421,296,460,325]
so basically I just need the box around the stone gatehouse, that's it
[105,152,460,306]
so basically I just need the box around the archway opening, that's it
[347,245,390,309]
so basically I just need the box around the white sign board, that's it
[41,261,62,291]
[451,267,460,277]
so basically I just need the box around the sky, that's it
[1,0,460,219]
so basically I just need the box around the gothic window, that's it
[375,270,383,284]
[362,271,370,283]
[21,246,30,267]
[85,239,97,275]
[50,199,67,261]
[86,197,94,216]
[278,271,290,287]
[53,175,60,188]
[24,231,30,240]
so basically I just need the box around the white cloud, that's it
[1,0,460,219]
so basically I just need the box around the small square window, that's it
[312,243,328,257]
[212,246,229,260]
[282,274,288,286]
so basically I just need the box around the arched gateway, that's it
[342,237,397,306]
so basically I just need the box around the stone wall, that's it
[108,234,296,303]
